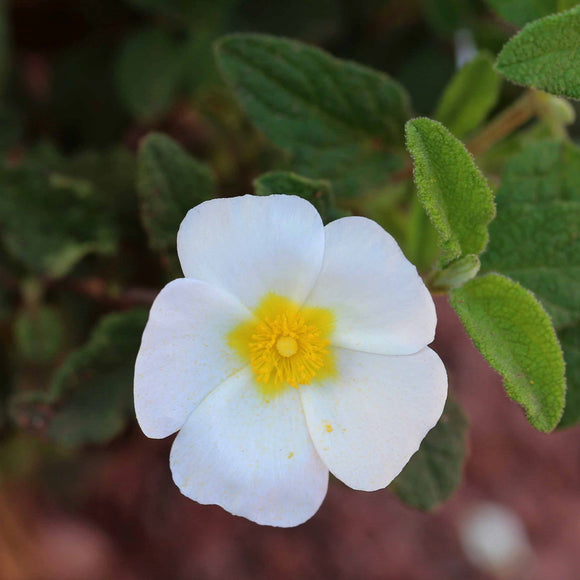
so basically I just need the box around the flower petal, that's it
[134,278,251,439]
[170,368,329,527]
[304,216,436,355]
[177,195,325,309]
[300,347,447,491]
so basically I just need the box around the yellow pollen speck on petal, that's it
[228,293,336,397]
[325,423,333,433]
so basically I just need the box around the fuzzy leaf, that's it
[486,0,579,27]
[32,310,148,448]
[253,171,347,223]
[216,33,410,197]
[405,118,496,267]
[0,162,118,277]
[481,140,580,328]
[115,27,184,120]
[496,5,580,99]
[137,133,215,253]
[450,274,565,432]
[392,395,468,510]
[435,52,501,138]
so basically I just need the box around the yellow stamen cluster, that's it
[250,311,329,387]
[228,293,335,396]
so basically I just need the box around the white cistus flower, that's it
[134,194,447,527]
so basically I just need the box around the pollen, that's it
[228,293,336,396]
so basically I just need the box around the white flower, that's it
[134,194,447,527]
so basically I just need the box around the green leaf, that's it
[405,118,496,267]
[479,140,580,428]
[14,306,66,365]
[56,147,138,217]
[481,140,580,328]
[486,0,579,27]
[0,161,118,277]
[137,133,215,253]
[215,33,411,197]
[435,52,501,138]
[496,5,580,99]
[17,310,148,448]
[450,274,566,432]
[421,0,473,35]
[392,395,468,510]
[253,171,347,224]
[115,27,184,120]
[559,325,580,427]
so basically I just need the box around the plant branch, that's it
[389,90,539,185]
[466,90,538,157]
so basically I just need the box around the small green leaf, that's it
[253,171,347,224]
[481,140,580,328]
[450,274,566,432]
[215,33,410,197]
[115,27,184,120]
[392,395,468,510]
[405,118,496,267]
[137,133,215,253]
[14,306,66,364]
[34,310,147,448]
[496,6,580,99]
[0,161,118,277]
[486,0,579,27]
[435,52,501,138]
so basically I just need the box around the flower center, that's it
[276,336,298,357]
[228,293,336,396]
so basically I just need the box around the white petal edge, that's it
[170,367,329,527]
[134,278,251,439]
[300,347,447,491]
[177,195,326,310]
[304,216,436,355]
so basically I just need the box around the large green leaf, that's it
[559,326,580,427]
[481,140,580,328]
[137,133,215,253]
[215,34,410,197]
[0,161,118,277]
[253,171,347,224]
[12,310,148,448]
[115,27,185,120]
[450,274,565,432]
[392,395,468,510]
[496,5,580,99]
[405,118,496,268]
[486,0,579,27]
[480,140,580,427]
[435,52,501,138]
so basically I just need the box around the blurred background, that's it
[1,0,580,578]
